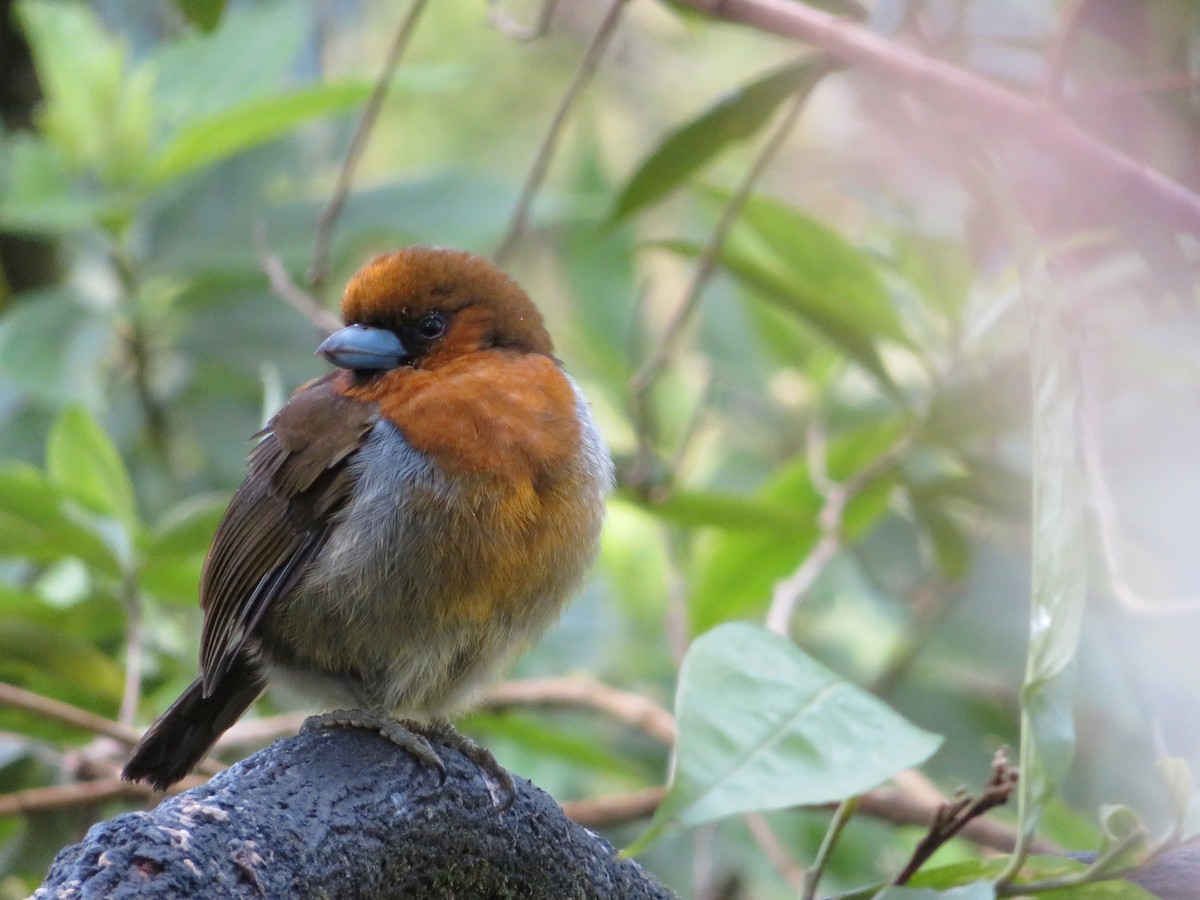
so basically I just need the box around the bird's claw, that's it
[302,709,447,780]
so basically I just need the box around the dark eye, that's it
[417,312,446,340]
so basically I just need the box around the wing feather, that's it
[198,373,376,695]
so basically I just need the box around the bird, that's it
[122,247,613,803]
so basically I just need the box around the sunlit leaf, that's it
[47,407,138,531]
[609,58,830,222]
[689,418,904,633]
[0,465,121,576]
[147,82,371,185]
[628,623,941,852]
[656,236,899,396]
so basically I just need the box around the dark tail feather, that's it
[122,651,266,791]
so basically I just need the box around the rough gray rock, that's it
[36,725,676,899]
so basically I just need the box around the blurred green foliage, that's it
[3,1,1200,897]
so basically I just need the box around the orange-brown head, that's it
[319,247,554,374]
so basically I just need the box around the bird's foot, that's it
[302,709,446,781]
[419,720,516,811]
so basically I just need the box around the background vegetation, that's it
[3,0,1200,896]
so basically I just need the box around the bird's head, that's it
[317,247,554,375]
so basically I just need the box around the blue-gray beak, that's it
[317,324,409,371]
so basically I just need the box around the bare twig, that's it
[254,224,342,334]
[0,682,142,746]
[561,785,666,828]
[893,748,1020,885]
[765,432,911,634]
[493,0,630,265]
[744,813,807,894]
[488,0,560,41]
[628,77,817,406]
[477,677,677,745]
[672,0,1200,236]
[0,773,209,818]
[308,0,431,299]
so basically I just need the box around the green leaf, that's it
[635,489,807,531]
[16,0,152,186]
[609,58,830,222]
[147,81,372,185]
[0,618,124,705]
[151,2,314,129]
[729,190,910,346]
[0,135,115,234]
[1006,255,1086,867]
[627,623,941,852]
[657,236,899,396]
[689,418,904,633]
[0,288,114,403]
[174,0,225,31]
[47,407,138,531]
[0,465,122,576]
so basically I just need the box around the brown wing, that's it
[198,372,377,696]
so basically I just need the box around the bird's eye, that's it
[417,312,446,340]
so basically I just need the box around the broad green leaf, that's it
[636,489,806,531]
[0,135,115,234]
[151,2,312,129]
[628,623,941,852]
[0,288,113,404]
[47,407,138,531]
[0,619,124,704]
[145,494,229,556]
[16,0,152,186]
[609,58,830,222]
[874,883,994,900]
[1005,256,1086,871]
[725,189,910,346]
[0,465,121,576]
[147,82,372,185]
[689,418,904,633]
[657,237,898,396]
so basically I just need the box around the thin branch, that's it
[744,812,808,894]
[560,785,665,828]
[673,0,1200,236]
[254,224,342,334]
[477,677,677,746]
[995,827,1147,897]
[893,748,1019,885]
[0,682,143,746]
[488,0,560,41]
[628,79,815,407]
[0,778,148,818]
[493,0,630,265]
[802,796,858,900]
[765,432,911,634]
[308,0,431,299]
